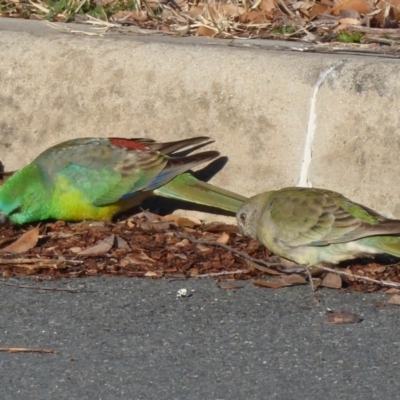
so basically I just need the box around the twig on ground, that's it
[196,269,250,278]
[174,230,281,268]
[0,280,88,292]
[305,267,315,292]
[0,347,57,354]
[317,265,400,289]
[0,258,83,265]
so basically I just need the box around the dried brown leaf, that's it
[387,294,400,305]
[119,259,130,268]
[197,26,216,37]
[2,228,39,254]
[139,221,172,232]
[126,252,156,265]
[186,5,204,17]
[292,1,313,10]
[131,11,148,22]
[337,17,362,24]
[321,272,342,289]
[111,10,131,19]
[216,232,230,244]
[382,0,400,11]
[260,0,276,12]
[142,210,162,223]
[331,0,373,15]
[196,244,212,252]
[339,8,361,18]
[144,271,162,277]
[281,274,308,285]
[78,234,115,256]
[252,279,287,289]
[385,288,400,294]
[218,283,244,290]
[175,239,190,247]
[221,3,243,17]
[115,235,130,250]
[245,259,281,275]
[201,222,239,233]
[252,274,306,289]
[309,4,332,19]
[325,310,362,324]
[239,10,273,23]
[161,214,202,227]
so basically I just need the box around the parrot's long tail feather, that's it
[361,236,400,258]
[154,172,247,213]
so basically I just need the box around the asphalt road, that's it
[1,277,399,400]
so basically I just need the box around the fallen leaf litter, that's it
[1,210,400,299]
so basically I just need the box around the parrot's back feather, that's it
[260,187,400,246]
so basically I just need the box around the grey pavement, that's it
[1,277,399,399]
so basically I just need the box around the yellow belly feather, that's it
[49,176,150,221]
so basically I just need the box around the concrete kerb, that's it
[1,18,400,221]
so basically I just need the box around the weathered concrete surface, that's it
[1,19,400,218]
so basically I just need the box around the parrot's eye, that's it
[239,212,247,222]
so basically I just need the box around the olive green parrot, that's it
[237,187,400,265]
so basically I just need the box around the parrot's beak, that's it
[0,212,8,224]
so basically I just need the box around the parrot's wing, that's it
[268,187,400,247]
[139,137,212,155]
[34,137,219,207]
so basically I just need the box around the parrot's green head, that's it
[0,165,49,225]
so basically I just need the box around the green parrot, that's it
[0,136,246,225]
[237,187,400,266]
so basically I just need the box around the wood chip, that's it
[321,272,342,289]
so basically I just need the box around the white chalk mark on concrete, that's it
[297,63,342,188]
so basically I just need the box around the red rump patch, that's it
[109,138,150,151]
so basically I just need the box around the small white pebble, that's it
[177,288,188,298]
